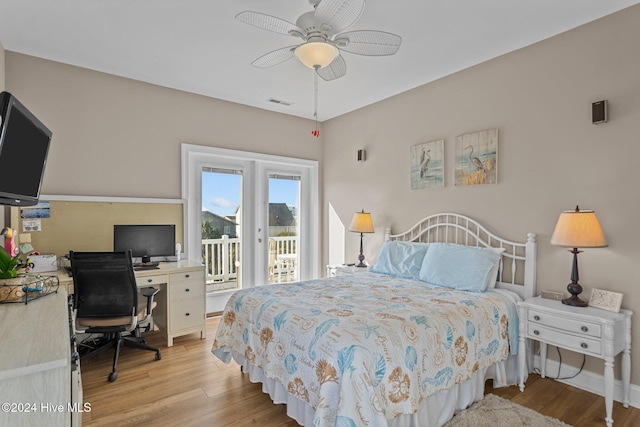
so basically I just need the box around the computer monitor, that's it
[113,224,176,262]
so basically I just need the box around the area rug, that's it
[443,394,572,427]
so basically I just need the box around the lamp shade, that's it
[550,207,607,248]
[295,41,338,69]
[349,211,374,234]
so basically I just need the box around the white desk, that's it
[54,260,206,347]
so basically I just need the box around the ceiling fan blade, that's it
[251,45,298,68]
[314,0,365,34]
[335,30,402,56]
[235,11,303,36]
[316,54,347,81]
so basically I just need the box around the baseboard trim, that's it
[532,355,640,409]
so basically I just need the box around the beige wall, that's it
[323,5,640,384]
[4,53,323,199]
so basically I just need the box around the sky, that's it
[202,172,299,217]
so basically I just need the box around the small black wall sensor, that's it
[357,149,366,162]
[592,100,608,124]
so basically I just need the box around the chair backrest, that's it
[71,251,137,318]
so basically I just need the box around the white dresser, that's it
[0,289,82,426]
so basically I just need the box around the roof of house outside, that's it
[269,203,296,227]
[202,210,238,237]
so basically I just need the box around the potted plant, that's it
[0,244,35,279]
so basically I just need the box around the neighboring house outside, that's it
[202,210,237,238]
[201,204,295,238]
[269,203,296,236]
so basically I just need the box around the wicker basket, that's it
[0,275,59,304]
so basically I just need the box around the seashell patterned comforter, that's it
[212,272,519,427]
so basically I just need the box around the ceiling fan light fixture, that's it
[295,41,338,69]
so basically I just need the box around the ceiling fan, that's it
[236,0,402,81]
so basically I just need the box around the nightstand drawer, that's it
[528,309,601,338]
[527,323,602,356]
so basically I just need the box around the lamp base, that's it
[562,281,588,307]
[562,294,588,307]
[355,232,368,268]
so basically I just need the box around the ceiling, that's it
[1,0,638,121]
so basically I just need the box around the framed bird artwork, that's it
[455,128,498,186]
[410,139,444,190]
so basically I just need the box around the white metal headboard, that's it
[384,213,537,300]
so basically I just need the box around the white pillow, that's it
[418,243,503,292]
[370,241,429,280]
[485,247,505,289]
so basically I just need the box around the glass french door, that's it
[266,175,300,284]
[201,168,242,292]
[182,144,318,311]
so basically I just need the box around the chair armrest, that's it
[141,287,159,298]
[140,287,159,316]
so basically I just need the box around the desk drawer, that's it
[136,274,168,287]
[527,323,602,356]
[169,280,204,301]
[528,309,601,338]
[170,299,205,331]
[170,270,204,284]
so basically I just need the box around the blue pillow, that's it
[418,243,502,292]
[370,241,429,279]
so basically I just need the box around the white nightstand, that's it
[517,296,633,427]
[326,264,369,277]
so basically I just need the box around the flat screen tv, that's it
[113,224,176,261]
[0,91,53,206]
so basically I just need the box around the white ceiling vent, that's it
[267,98,293,106]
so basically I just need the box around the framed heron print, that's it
[455,128,498,186]
[410,139,444,190]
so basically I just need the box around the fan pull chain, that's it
[311,68,320,137]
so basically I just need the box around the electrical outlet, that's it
[540,290,564,301]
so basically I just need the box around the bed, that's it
[212,213,537,427]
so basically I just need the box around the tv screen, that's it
[0,92,52,206]
[113,224,176,259]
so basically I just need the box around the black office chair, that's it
[71,250,161,382]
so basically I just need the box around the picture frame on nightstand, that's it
[588,288,623,312]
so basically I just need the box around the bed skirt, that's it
[229,349,523,427]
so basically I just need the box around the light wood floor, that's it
[81,316,640,426]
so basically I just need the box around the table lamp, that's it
[349,210,374,267]
[550,206,607,307]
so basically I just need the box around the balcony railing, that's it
[202,235,298,291]
[202,235,240,290]
[268,236,299,284]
